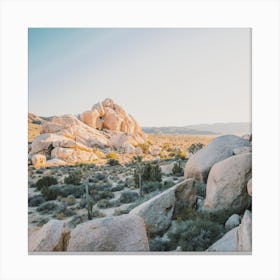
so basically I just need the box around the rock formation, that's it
[130,179,197,234]
[29,220,70,252]
[184,135,251,183]
[203,153,252,214]
[67,214,149,252]
[28,99,147,167]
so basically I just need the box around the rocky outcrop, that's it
[29,220,70,252]
[130,179,197,234]
[29,99,147,167]
[67,215,149,252]
[203,153,252,214]
[237,210,252,252]
[81,99,143,134]
[184,135,251,183]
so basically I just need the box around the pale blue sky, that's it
[28,28,251,126]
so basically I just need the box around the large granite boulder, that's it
[184,135,251,183]
[203,153,252,214]
[29,220,70,252]
[67,215,149,252]
[130,179,197,234]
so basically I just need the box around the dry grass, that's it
[28,123,42,142]
[147,134,215,156]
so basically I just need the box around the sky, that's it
[28,28,251,127]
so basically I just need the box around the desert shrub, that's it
[64,170,82,185]
[195,182,206,197]
[111,184,125,192]
[94,172,106,180]
[37,201,59,213]
[175,149,187,160]
[143,162,162,182]
[142,181,162,194]
[41,186,59,200]
[49,184,84,198]
[28,195,46,207]
[119,191,139,203]
[37,217,50,227]
[36,176,58,190]
[94,182,112,192]
[164,218,224,251]
[149,236,169,251]
[138,143,150,154]
[172,162,184,176]
[133,155,143,163]
[97,190,114,200]
[106,152,119,160]
[134,161,162,188]
[188,143,204,155]
[91,209,106,218]
[97,199,113,209]
[113,207,130,216]
[149,215,225,252]
[54,205,76,219]
[68,215,87,229]
[107,158,120,166]
[61,195,76,206]
[177,207,232,226]
[160,180,175,191]
[128,190,161,211]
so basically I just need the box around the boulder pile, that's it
[29,99,147,168]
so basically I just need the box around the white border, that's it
[0,1,279,280]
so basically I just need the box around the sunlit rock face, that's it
[29,99,147,167]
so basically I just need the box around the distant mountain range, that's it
[143,122,251,135]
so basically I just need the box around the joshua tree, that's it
[84,176,93,220]
[134,159,144,197]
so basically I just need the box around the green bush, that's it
[119,191,139,203]
[37,201,59,213]
[175,150,187,160]
[36,176,58,190]
[160,180,175,191]
[134,161,162,188]
[107,158,120,166]
[28,195,46,207]
[49,184,84,198]
[138,143,150,154]
[96,190,114,200]
[106,152,119,160]
[142,181,162,194]
[111,184,125,192]
[149,213,225,251]
[97,199,113,209]
[188,143,204,155]
[113,207,130,216]
[64,170,82,185]
[41,186,59,200]
[172,162,184,176]
[54,205,76,219]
